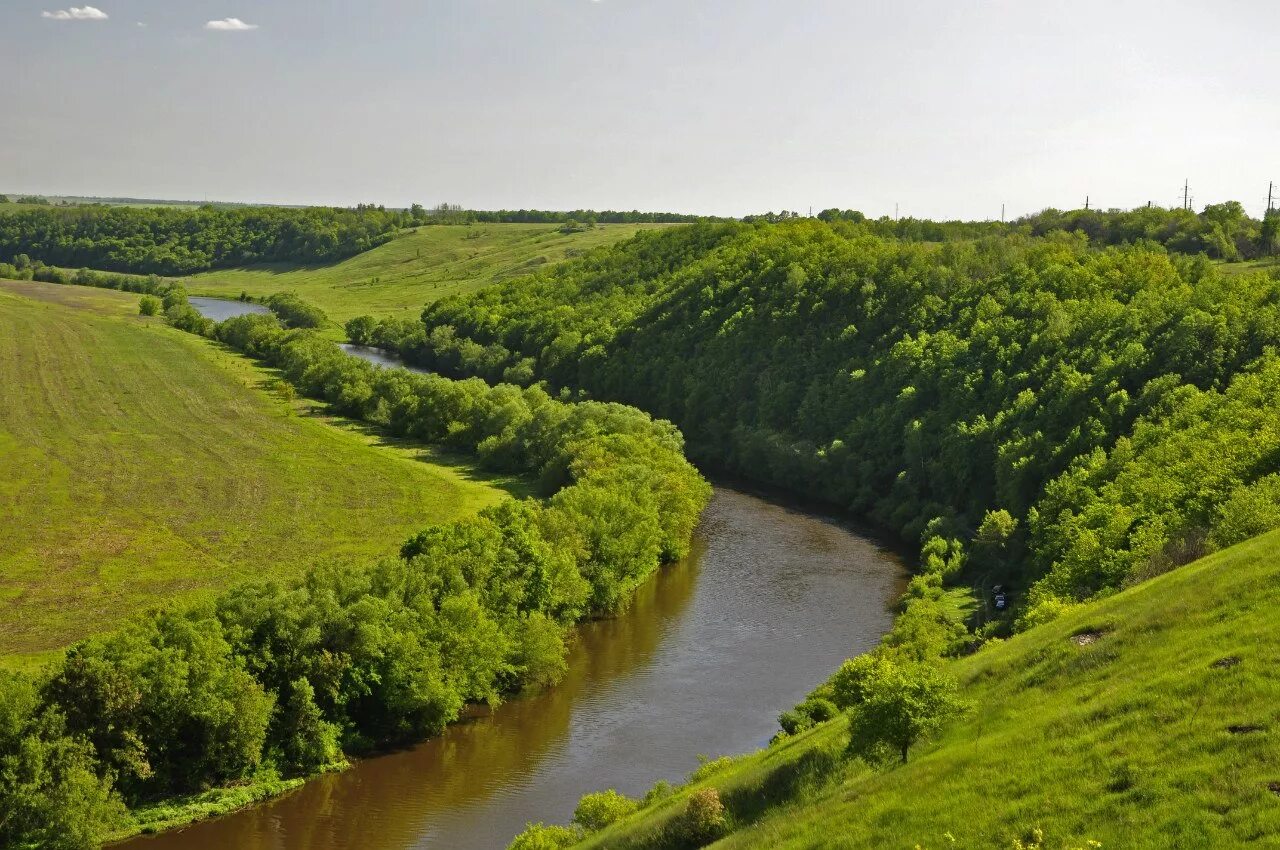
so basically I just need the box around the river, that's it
[188,296,272,322]
[156,299,906,850]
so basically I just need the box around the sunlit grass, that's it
[187,223,670,324]
[0,280,522,664]
[575,530,1280,849]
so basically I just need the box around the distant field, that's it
[0,280,520,664]
[188,222,669,324]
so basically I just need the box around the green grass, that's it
[187,223,670,325]
[1216,257,1280,276]
[575,529,1280,849]
[0,279,523,664]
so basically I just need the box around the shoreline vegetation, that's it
[0,281,709,849]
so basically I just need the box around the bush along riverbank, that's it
[0,290,709,850]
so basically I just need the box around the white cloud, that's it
[42,6,108,20]
[205,17,258,31]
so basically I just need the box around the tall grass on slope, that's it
[565,529,1280,850]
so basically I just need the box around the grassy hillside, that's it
[187,222,670,323]
[0,280,519,664]
[564,530,1280,849]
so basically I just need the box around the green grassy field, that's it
[572,529,1280,849]
[0,280,521,665]
[187,223,669,324]
[1218,256,1280,276]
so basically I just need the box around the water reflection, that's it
[339,344,429,374]
[120,488,902,850]
[188,297,271,322]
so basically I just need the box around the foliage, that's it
[558,529,1280,849]
[137,295,160,315]
[265,291,328,328]
[0,280,513,659]
[675,788,727,846]
[0,204,404,275]
[0,285,708,845]
[843,657,964,764]
[508,822,584,850]
[186,222,672,324]
[410,218,1280,621]
[0,672,125,850]
[573,789,639,832]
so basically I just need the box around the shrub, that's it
[778,709,812,736]
[688,754,735,783]
[799,696,838,723]
[507,822,581,850]
[642,779,674,805]
[676,788,727,846]
[345,314,378,345]
[138,295,161,316]
[572,789,638,832]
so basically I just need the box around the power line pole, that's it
[1268,181,1274,213]
[1084,195,1090,211]
[1183,179,1190,212]
[1001,203,1005,223]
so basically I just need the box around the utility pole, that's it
[1183,179,1190,212]
[1268,181,1274,213]
[894,202,899,220]
[1085,195,1090,211]
[1001,203,1005,223]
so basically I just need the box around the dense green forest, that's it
[359,212,1280,630]
[0,290,709,850]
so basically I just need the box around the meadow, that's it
[0,280,519,665]
[187,222,668,324]
[564,526,1280,849]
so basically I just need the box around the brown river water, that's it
[118,488,903,850]
[141,303,906,850]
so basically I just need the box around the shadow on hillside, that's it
[222,347,535,501]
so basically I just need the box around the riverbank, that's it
[113,488,903,850]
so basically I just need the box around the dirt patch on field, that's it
[1227,724,1266,735]
[1211,655,1243,669]
[1071,630,1106,646]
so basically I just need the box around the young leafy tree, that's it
[345,314,379,345]
[138,295,161,316]
[845,656,964,765]
[572,789,638,832]
[1262,210,1279,256]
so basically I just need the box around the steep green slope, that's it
[410,221,1280,622]
[187,222,670,323]
[566,529,1280,849]
[0,280,517,663]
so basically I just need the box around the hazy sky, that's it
[3,0,1278,218]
